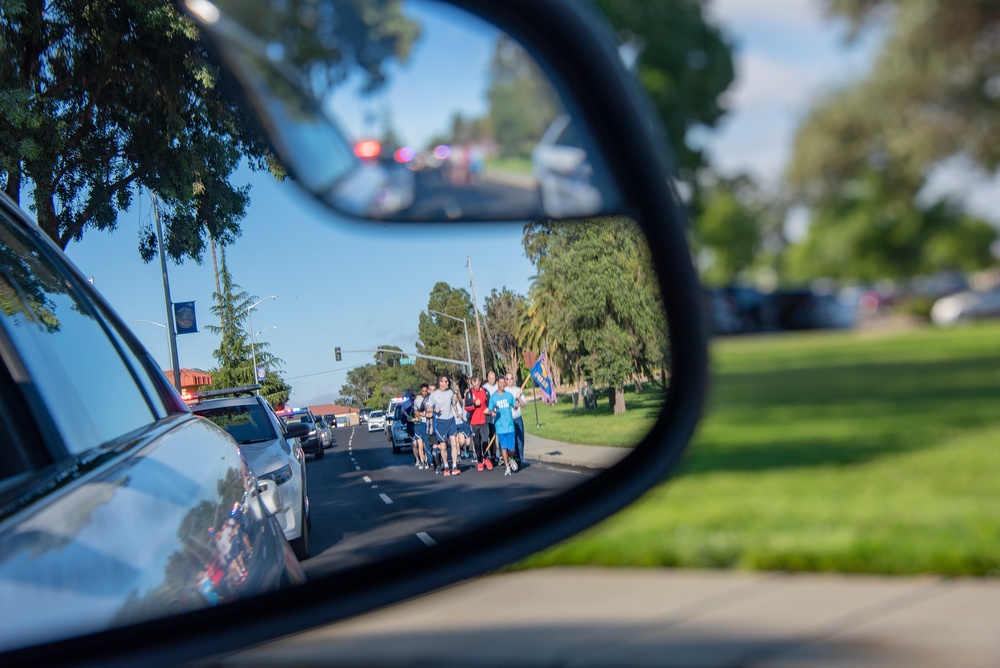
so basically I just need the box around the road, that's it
[301,425,593,578]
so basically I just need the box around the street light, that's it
[427,309,473,378]
[136,319,170,369]
[247,295,277,389]
[255,325,278,339]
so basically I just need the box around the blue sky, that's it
[63,1,913,406]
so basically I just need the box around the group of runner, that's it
[401,370,527,478]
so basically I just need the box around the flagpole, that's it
[531,383,539,428]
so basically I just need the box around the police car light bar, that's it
[186,384,262,402]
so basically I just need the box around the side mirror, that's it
[252,480,283,519]
[284,422,311,440]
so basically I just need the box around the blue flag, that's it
[530,352,556,405]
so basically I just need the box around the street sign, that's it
[256,366,266,381]
[400,357,414,365]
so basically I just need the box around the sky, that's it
[62,0,989,407]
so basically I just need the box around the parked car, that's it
[188,387,313,560]
[367,410,386,432]
[0,192,304,653]
[314,417,334,448]
[390,404,412,455]
[277,407,324,460]
[931,288,1000,326]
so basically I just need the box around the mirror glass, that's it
[2,0,671,652]
[185,0,622,221]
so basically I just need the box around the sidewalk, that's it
[224,567,1000,666]
[522,431,628,471]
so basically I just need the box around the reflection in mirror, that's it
[185,0,622,221]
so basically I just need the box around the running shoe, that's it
[510,459,519,472]
[443,468,451,476]
[483,458,493,470]
[477,462,484,472]
[452,467,461,475]
[504,466,511,477]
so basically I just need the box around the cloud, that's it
[707,0,826,31]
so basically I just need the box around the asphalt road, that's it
[301,425,593,578]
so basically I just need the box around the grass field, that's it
[519,321,1000,576]
[522,382,665,447]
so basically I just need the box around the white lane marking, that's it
[416,532,436,547]
[379,493,393,505]
[372,485,378,489]
[355,465,361,471]
[363,476,372,483]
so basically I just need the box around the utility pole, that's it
[153,192,182,392]
[468,256,487,376]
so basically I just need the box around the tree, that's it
[485,34,561,158]
[694,175,764,286]
[416,282,475,379]
[593,0,735,179]
[0,0,418,260]
[786,1,1000,279]
[482,288,527,379]
[206,248,290,407]
[785,171,997,282]
[0,0,267,260]
[522,217,668,415]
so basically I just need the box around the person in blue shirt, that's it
[485,375,517,476]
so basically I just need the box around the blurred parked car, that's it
[930,288,1000,326]
[367,410,386,432]
[314,417,334,449]
[0,192,304,651]
[189,387,313,560]
[532,114,603,218]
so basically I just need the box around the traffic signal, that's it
[335,347,342,361]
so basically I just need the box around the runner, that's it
[429,375,462,476]
[505,372,528,470]
[485,374,517,477]
[464,375,492,471]
[482,370,499,464]
[411,384,430,469]
[425,382,441,472]
[454,395,473,460]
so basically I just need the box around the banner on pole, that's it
[529,352,557,405]
[174,301,197,334]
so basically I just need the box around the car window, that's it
[0,213,157,455]
[194,403,276,444]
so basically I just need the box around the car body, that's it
[930,288,1000,326]
[367,410,386,432]
[188,389,313,560]
[384,397,403,439]
[390,404,412,455]
[0,192,304,653]
[532,114,603,219]
[314,417,334,448]
[358,407,373,423]
[277,407,324,460]
[323,413,336,427]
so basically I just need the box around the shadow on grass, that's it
[675,355,999,478]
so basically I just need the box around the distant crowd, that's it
[399,371,527,478]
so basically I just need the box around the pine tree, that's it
[206,248,291,407]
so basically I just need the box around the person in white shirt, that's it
[504,372,528,468]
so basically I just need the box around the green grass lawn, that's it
[523,382,665,447]
[518,321,1000,576]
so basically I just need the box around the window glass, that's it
[0,217,156,454]
[193,403,276,444]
